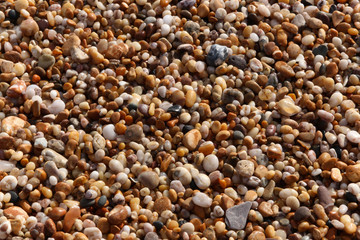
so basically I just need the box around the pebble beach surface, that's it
[0,0,360,239]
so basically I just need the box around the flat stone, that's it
[4,206,29,220]
[41,148,68,168]
[225,202,252,230]
[318,186,334,212]
[227,55,247,69]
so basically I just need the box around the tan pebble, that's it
[20,18,39,36]
[154,197,172,213]
[185,90,196,108]
[244,190,258,201]
[107,205,128,225]
[345,164,360,182]
[331,168,342,182]
[183,129,202,150]
[4,206,29,220]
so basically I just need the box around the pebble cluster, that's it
[0,0,360,239]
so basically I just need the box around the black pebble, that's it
[167,105,182,116]
[9,191,19,203]
[182,125,194,134]
[178,219,187,226]
[80,198,96,208]
[153,221,164,231]
[313,45,328,57]
[329,4,337,13]
[97,195,107,207]
[127,103,138,111]
[8,10,19,23]
[344,192,358,203]
[227,55,247,70]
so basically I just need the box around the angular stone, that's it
[206,44,229,66]
[225,202,252,230]
[41,148,68,168]
[2,116,26,136]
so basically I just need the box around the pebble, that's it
[225,202,252,230]
[192,192,212,208]
[236,160,255,178]
[203,154,219,172]
[20,18,39,36]
[183,129,201,150]
[138,171,160,189]
[107,205,128,225]
[206,44,229,66]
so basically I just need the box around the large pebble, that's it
[346,164,360,182]
[225,202,252,230]
[183,129,201,150]
[20,18,39,36]
[0,176,17,191]
[203,154,219,172]
[236,160,255,178]
[41,148,68,168]
[206,44,229,66]
[277,98,301,116]
[2,116,26,136]
[192,192,212,208]
[107,205,128,225]
[346,131,360,144]
[138,171,159,189]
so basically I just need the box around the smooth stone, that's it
[318,186,334,212]
[20,18,39,36]
[192,192,212,208]
[138,171,159,189]
[125,124,144,141]
[107,205,128,225]
[294,206,311,221]
[153,221,164,231]
[346,164,360,182]
[153,197,172,213]
[206,44,229,66]
[277,98,301,116]
[183,129,202,150]
[63,206,81,232]
[4,206,29,220]
[84,227,102,240]
[167,105,182,116]
[38,54,55,69]
[203,154,219,172]
[80,198,96,208]
[0,160,15,172]
[225,202,252,230]
[144,232,159,240]
[97,196,107,207]
[0,175,17,191]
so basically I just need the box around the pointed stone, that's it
[225,202,252,230]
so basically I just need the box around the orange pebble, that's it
[32,74,41,83]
